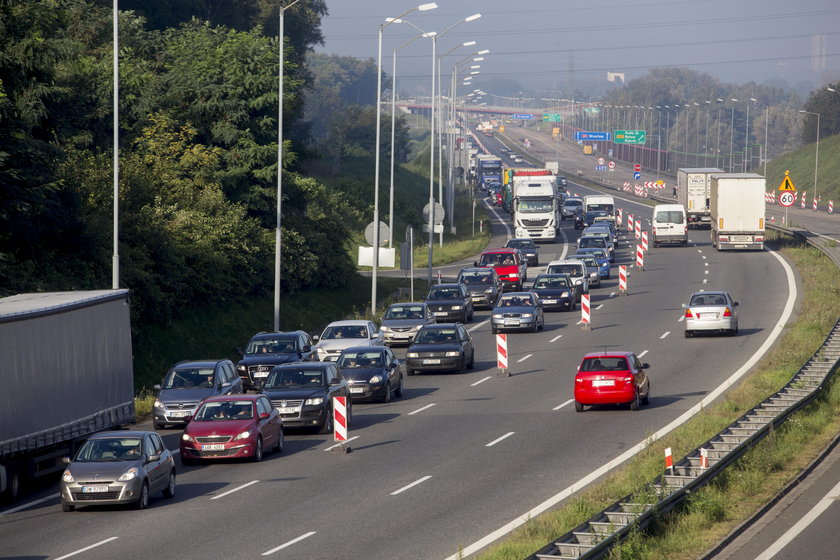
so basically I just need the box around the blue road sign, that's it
[595,165,607,171]
[574,131,612,142]
[513,113,534,120]
[633,171,641,180]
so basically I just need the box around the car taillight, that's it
[622,375,633,383]
[723,307,732,317]
[685,308,693,318]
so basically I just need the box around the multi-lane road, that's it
[0,174,798,560]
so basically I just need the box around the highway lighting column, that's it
[799,109,820,207]
[112,0,119,289]
[729,99,737,173]
[371,3,438,316]
[744,97,756,172]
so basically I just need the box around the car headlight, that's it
[561,291,570,298]
[407,352,419,358]
[369,375,383,384]
[153,399,163,409]
[181,433,194,442]
[410,325,422,331]
[492,313,503,319]
[574,279,582,285]
[237,364,246,371]
[305,397,324,405]
[62,469,75,483]
[118,467,139,482]
[380,326,391,332]
[445,351,460,357]
[590,272,597,279]
[521,313,533,318]
[485,288,494,294]
[451,305,463,310]
[233,430,251,441]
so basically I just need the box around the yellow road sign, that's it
[778,170,796,192]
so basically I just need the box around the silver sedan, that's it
[683,291,739,337]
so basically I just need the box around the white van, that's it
[651,204,688,247]
[545,259,589,300]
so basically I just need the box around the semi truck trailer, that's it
[709,173,766,251]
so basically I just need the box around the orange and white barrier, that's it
[627,214,634,232]
[813,197,818,211]
[699,448,709,469]
[801,190,807,209]
[581,293,591,330]
[665,447,673,473]
[765,191,776,204]
[634,219,641,240]
[496,333,508,371]
[334,396,348,443]
[617,208,623,226]
[641,231,648,251]
[619,265,627,294]
[830,200,834,214]
[636,245,644,270]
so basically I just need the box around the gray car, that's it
[491,292,545,333]
[561,196,583,219]
[380,302,435,346]
[153,359,242,429]
[683,291,739,337]
[60,431,176,511]
[457,267,503,308]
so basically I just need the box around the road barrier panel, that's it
[635,220,642,240]
[581,294,591,330]
[617,208,623,227]
[830,200,834,214]
[331,396,351,453]
[619,265,628,295]
[627,214,634,232]
[496,333,510,377]
[636,246,645,270]
[641,231,649,252]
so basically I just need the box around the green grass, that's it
[765,133,840,205]
[470,231,840,560]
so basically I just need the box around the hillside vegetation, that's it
[766,133,840,205]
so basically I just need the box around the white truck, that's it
[709,173,766,251]
[512,172,559,242]
[677,168,723,228]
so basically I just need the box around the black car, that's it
[261,362,351,433]
[405,323,475,375]
[584,210,610,228]
[529,274,576,311]
[505,238,539,266]
[337,346,404,403]
[573,206,585,229]
[237,331,316,390]
[153,359,242,430]
[456,267,503,309]
[424,283,474,323]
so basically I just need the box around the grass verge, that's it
[469,230,840,560]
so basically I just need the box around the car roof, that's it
[430,283,462,289]
[325,320,371,326]
[499,291,536,297]
[172,359,229,369]
[691,291,728,296]
[340,345,387,353]
[388,301,428,307]
[272,362,334,370]
[582,351,635,359]
[459,267,494,274]
[419,322,461,328]
[482,248,518,254]
[202,394,264,403]
[248,332,300,341]
[89,430,158,440]
[547,259,585,266]
[535,273,572,279]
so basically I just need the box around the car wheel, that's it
[630,393,640,411]
[467,350,475,369]
[685,330,692,338]
[395,375,404,398]
[153,421,164,430]
[457,357,466,374]
[251,437,263,462]
[162,471,176,499]
[406,367,415,376]
[382,382,392,403]
[319,409,334,434]
[62,502,75,512]
[574,401,584,412]
[134,481,149,510]
[462,311,468,323]
[641,386,650,406]
[274,427,285,453]
[530,321,538,333]
[538,317,544,331]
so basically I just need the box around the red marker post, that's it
[665,447,673,474]
[619,265,628,295]
[331,396,351,453]
[581,293,591,331]
[496,333,509,377]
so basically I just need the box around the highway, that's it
[0,167,797,560]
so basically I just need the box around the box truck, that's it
[677,168,723,228]
[709,173,766,251]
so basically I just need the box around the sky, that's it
[315,0,840,99]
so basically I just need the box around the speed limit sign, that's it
[779,191,795,207]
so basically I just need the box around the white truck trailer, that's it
[709,173,766,251]
[512,172,559,242]
[0,290,135,500]
[677,168,723,228]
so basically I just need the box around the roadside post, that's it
[331,396,351,453]
[617,208,623,227]
[699,448,709,469]
[619,265,628,295]
[636,246,645,271]
[641,231,649,252]
[496,333,509,377]
[627,214,634,232]
[634,219,641,240]
[665,447,673,474]
[581,293,591,331]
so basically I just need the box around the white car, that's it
[545,259,589,301]
[683,291,739,337]
[313,320,383,361]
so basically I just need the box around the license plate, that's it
[542,299,557,304]
[472,296,483,301]
[170,411,189,417]
[434,312,449,317]
[592,380,615,387]
[201,444,225,451]
[81,485,109,493]
[254,370,270,378]
[276,407,300,414]
[700,313,717,319]
[504,320,520,326]
[393,334,409,339]
[423,359,441,364]
[350,387,365,394]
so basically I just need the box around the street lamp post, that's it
[744,97,756,172]
[729,99,737,173]
[112,0,120,289]
[799,109,821,208]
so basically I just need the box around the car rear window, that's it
[580,357,629,371]
[264,369,326,389]
[479,253,516,265]
[415,328,457,344]
[656,210,685,224]
[547,264,583,277]
[460,273,492,284]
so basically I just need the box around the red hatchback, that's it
[574,352,650,412]
[180,395,284,464]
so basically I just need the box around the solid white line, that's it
[660,331,670,339]
[54,537,119,560]
[0,493,59,516]
[471,376,492,387]
[553,399,574,411]
[637,350,649,359]
[408,403,436,415]
[550,334,563,342]
[609,291,616,298]
[486,432,516,447]
[753,479,840,560]
[575,319,583,325]
[697,249,703,253]
[262,532,317,556]
[678,315,685,322]
[702,255,707,259]
[324,436,360,451]
[517,354,533,363]
[441,246,798,560]
[391,475,432,495]
[483,199,512,238]
[596,304,604,310]
[211,480,260,500]
[467,317,491,332]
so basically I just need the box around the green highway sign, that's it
[542,113,562,122]
[614,130,646,144]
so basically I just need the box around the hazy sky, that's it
[316,0,840,97]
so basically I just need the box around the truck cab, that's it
[512,172,559,242]
[474,248,527,292]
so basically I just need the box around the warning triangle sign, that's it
[778,172,796,192]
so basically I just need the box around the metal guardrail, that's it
[528,319,840,559]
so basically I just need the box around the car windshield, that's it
[384,305,425,320]
[321,325,368,339]
[506,240,535,250]
[497,295,534,307]
[427,287,461,299]
[580,357,629,371]
[338,351,385,368]
[564,199,582,208]
[690,294,728,306]
[194,400,254,421]
[534,276,570,289]
[579,237,606,249]
[573,257,596,267]
[547,264,583,277]
[586,211,608,221]
[479,253,516,265]
[459,273,492,284]
[264,368,326,389]
[517,199,554,213]
[75,437,143,462]
[244,338,296,355]
[414,328,458,344]
[161,367,215,389]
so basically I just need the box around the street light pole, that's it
[799,109,821,208]
[744,97,756,172]
[729,99,737,173]
[112,0,120,289]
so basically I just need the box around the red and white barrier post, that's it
[801,190,807,209]
[331,396,350,453]
[617,208,623,227]
[813,196,819,211]
[581,293,591,330]
[496,333,509,377]
[619,265,628,295]
[636,245,645,270]
[634,219,641,240]
[627,213,634,232]
[830,200,834,214]
[699,447,709,469]
[641,230,649,251]
[665,447,673,474]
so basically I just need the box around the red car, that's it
[474,248,527,291]
[574,352,651,412]
[180,394,284,464]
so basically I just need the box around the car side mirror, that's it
[236,347,244,356]
[259,412,270,420]
[62,456,71,464]
[147,454,160,463]
[221,381,231,389]
[642,363,650,369]
[573,245,578,249]
[313,335,320,341]
[303,345,311,353]
[473,261,479,267]
[329,378,341,386]
[153,384,161,390]
[391,361,400,368]
[733,302,739,307]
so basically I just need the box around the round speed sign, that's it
[779,191,795,207]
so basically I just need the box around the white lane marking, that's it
[753,479,840,560]
[596,304,604,310]
[471,376,492,387]
[408,403,436,415]
[486,432,515,447]
[467,317,491,333]
[441,247,798,560]
[262,532,317,556]
[54,537,119,560]
[553,399,574,410]
[324,436,360,452]
[575,320,583,325]
[702,255,707,260]
[704,262,709,267]
[637,350,649,359]
[660,331,670,339]
[550,334,564,342]
[517,354,533,363]
[609,291,616,298]
[678,315,685,322]
[391,475,432,495]
[703,279,708,284]
[0,493,59,516]
[704,270,709,275]
[211,480,260,500]
[483,199,512,238]
[697,249,703,253]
